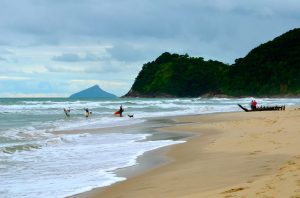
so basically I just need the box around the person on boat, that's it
[64,107,71,117]
[119,105,124,117]
[251,100,257,110]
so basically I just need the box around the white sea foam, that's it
[0,132,184,198]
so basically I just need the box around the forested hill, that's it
[125,53,229,97]
[124,28,300,98]
[225,28,300,96]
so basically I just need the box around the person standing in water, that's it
[84,108,91,117]
[64,107,71,117]
[119,105,124,117]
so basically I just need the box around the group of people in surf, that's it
[63,105,132,118]
[63,107,94,118]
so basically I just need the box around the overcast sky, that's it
[0,0,299,97]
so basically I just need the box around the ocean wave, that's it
[1,97,299,141]
[0,132,184,198]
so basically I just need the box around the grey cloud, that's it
[0,48,14,55]
[0,0,294,44]
[107,43,151,62]
[0,40,11,46]
[84,65,120,73]
[46,61,120,74]
[46,65,83,73]
[52,53,82,62]
[52,53,102,62]
[0,0,299,63]
[1,1,299,33]
[84,53,103,62]
[47,48,143,76]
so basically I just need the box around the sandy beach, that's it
[76,107,300,198]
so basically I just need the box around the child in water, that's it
[84,108,92,117]
[64,108,71,117]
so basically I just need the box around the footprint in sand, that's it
[288,160,297,165]
[290,195,300,198]
[269,140,280,145]
[249,150,262,155]
[274,128,284,134]
[222,187,248,194]
[265,184,275,190]
[224,195,235,198]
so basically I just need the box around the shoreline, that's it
[71,113,226,198]
[75,107,300,197]
[70,116,195,198]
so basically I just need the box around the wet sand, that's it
[75,108,300,198]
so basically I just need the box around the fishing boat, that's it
[237,104,285,112]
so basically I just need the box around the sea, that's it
[0,97,300,198]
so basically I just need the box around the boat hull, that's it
[237,104,285,112]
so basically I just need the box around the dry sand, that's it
[77,108,300,198]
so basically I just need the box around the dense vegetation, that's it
[225,28,300,96]
[125,28,300,97]
[128,53,228,97]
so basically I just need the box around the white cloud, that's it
[0,65,48,74]
[1,92,66,98]
[0,76,31,80]
[46,65,85,73]
[23,65,48,74]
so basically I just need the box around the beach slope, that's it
[78,108,300,198]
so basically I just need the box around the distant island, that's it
[69,85,117,99]
[124,28,300,98]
